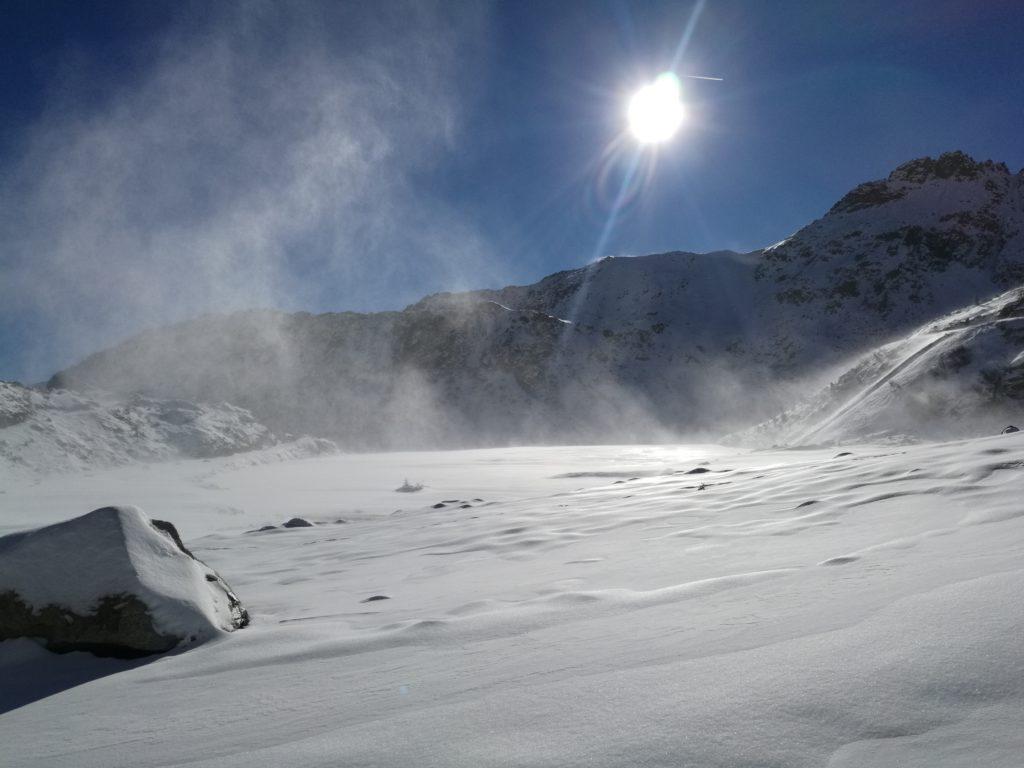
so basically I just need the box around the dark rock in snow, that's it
[361,595,390,603]
[151,518,195,557]
[0,591,178,658]
[1001,425,1019,434]
[432,503,446,509]
[282,517,314,528]
[0,506,248,658]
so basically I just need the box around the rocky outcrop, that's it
[0,506,248,658]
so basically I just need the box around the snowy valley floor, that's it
[3,437,1024,766]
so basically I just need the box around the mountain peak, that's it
[888,150,1010,184]
[828,151,1013,216]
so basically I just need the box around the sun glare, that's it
[627,72,685,144]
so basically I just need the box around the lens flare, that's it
[627,72,685,144]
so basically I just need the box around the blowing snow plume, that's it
[43,152,1024,449]
[0,1,497,384]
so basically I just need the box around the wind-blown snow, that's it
[46,153,1024,446]
[3,436,1024,765]
[743,284,1024,445]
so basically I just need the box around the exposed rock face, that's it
[0,506,248,658]
[0,591,179,658]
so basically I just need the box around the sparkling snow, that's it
[3,437,1024,766]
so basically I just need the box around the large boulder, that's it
[0,506,248,657]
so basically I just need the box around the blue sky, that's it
[2,0,1022,382]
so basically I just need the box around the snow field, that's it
[3,436,1024,766]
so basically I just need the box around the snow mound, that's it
[0,506,248,657]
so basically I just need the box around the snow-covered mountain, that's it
[42,152,1024,447]
[419,152,1023,363]
[0,381,334,473]
[740,284,1024,446]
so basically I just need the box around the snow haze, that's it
[3,4,1024,766]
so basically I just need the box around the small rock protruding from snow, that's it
[0,506,248,657]
[1001,425,1019,434]
[282,517,314,528]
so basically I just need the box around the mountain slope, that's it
[740,285,1024,446]
[47,152,1024,447]
[0,381,334,473]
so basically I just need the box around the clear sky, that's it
[2,0,1022,382]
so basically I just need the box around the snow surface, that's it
[3,437,1024,765]
[0,506,240,641]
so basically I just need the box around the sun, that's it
[627,72,685,144]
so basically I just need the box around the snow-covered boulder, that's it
[0,506,249,657]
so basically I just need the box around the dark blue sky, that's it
[2,0,1023,381]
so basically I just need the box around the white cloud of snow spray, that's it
[0,1,822,449]
[0,1,498,383]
